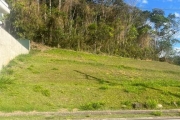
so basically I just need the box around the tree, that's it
[149,9,180,59]
[4,0,179,62]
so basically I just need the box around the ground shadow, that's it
[132,83,180,98]
[74,70,120,86]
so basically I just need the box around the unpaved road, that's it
[0,109,179,119]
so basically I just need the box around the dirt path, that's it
[0,109,179,117]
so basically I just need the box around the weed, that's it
[124,87,138,93]
[27,65,34,71]
[51,68,58,70]
[1,68,14,75]
[6,61,17,68]
[27,67,32,71]
[0,76,14,89]
[99,80,105,84]
[6,69,14,75]
[162,90,169,95]
[32,71,40,74]
[33,85,43,92]
[122,101,131,106]
[33,85,50,97]
[86,115,90,118]
[80,102,105,110]
[45,116,55,120]
[145,99,158,109]
[30,65,34,67]
[0,76,14,85]
[17,57,25,62]
[151,111,162,116]
[176,101,180,106]
[99,86,109,90]
[42,90,50,97]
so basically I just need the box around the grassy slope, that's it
[0,49,180,112]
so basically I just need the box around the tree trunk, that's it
[49,0,52,45]
[59,0,61,11]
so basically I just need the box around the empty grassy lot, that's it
[0,48,180,112]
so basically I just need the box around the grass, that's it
[80,102,105,110]
[151,111,162,116]
[0,48,179,112]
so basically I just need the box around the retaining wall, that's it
[0,27,29,70]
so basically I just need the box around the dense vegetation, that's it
[3,0,180,61]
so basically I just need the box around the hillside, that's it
[0,48,180,112]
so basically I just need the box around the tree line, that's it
[4,0,180,61]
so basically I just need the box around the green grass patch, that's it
[0,48,179,112]
[0,76,14,89]
[145,99,158,109]
[99,85,109,90]
[151,111,162,116]
[80,102,105,110]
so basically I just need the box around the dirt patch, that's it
[31,41,51,52]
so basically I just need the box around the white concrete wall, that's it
[0,0,10,14]
[0,27,29,70]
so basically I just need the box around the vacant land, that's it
[0,49,180,112]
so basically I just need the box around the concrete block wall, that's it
[0,27,29,70]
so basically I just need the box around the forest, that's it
[4,0,180,63]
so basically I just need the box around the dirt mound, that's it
[31,41,51,52]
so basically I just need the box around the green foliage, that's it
[51,68,59,70]
[33,85,43,92]
[151,111,162,116]
[33,85,51,97]
[88,23,97,30]
[121,101,132,108]
[41,90,51,97]
[80,102,105,110]
[128,26,139,41]
[99,85,109,90]
[176,101,180,106]
[5,69,14,75]
[5,0,179,60]
[170,56,180,65]
[145,99,158,109]
[0,76,14,89]
[150,8,168,28]
[5,0,167,59]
